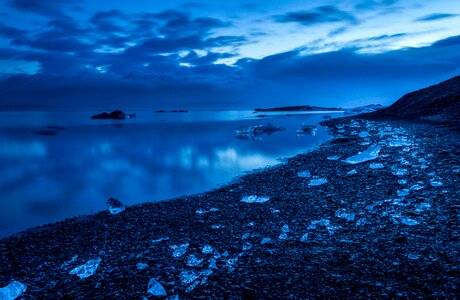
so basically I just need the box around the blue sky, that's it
[0,0,459,109]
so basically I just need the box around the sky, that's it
[0,0,459,109]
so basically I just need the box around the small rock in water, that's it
[147,278,167,296]
[369,163,384,169]
[107,197,125,214]
[261,238,272,244]
[400,217,419,226]
[308,177,328,186]
[202,245,213,254]
[297,170,311,178]
[300,233,309,242]
[0,281,27,300]
[69,258,101,279]
[335,209,355,221]
[241,195,270,203]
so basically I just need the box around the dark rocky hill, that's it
[367,76,460,124]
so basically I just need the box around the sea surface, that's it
[0,110,342,237]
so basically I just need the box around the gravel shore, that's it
[1,117,459,299]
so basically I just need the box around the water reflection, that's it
[0,111,339,236]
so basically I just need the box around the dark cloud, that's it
[90,10,128,33]
[415,13,458,22]
[354,0,399,11]
[274,6,358,26]
[7,0,77,16]
[0,22,25,39]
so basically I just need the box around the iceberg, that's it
[107,197,125,214]
[147,278,167,296]
[0,281,27,300]
[241,195,270,203]
[344,145,381,164]
[69,258,101,279]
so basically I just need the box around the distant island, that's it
[254,105,342,112]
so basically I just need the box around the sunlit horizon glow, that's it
[0,0,459,108]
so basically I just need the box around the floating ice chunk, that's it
[278,233,288,240]
[241,195,270,203]
[107,197,125,214]
[346,169,357,176]
[398,179,407,185]
[430,180,443,187]
[300,233,309,242]
[392,168,408,176]
[208,258,217,269]
[281,224,290,233]
[137,263,149,270]
[297,170,311,178]
[270,208,280,213]
[344,145,381,164]
[308,177,328,186]
[369,163,384,169]
[202,245,213,254]
[415,203,431,213]
[410,184,424,191]
[187,255,204,267]
[211,224,225,229]
[186,281,200,293]
[236,123,285,136]
[296,125,317,136]
[356,218,367,226]
[152,237,169,243]
[261,238,272,244]
[147,278,167,296]
[0,281,27,300]
[180,270,200,285]
[397,189,410,197]
[358,131,369,138]
[335,209,355,221]
[400,217,419,226]
[69,258,101,279]
[327,155,340,160]
[407,254,419,260]
[171,243,189,258]
[242,242,252,251]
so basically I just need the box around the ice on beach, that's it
[397,189,410,197]
[261,238,272,244]
[300,233,309,242]
[335,209,355,221]
[356,218,367,226]
[211,224,225,229]
[346,169,357,176]
[241,195,270,203]
[171,243,189,258]
[388,136,412,147]
[147,278,167,296]
[308,177,328,186]
[270,208,280,213]
[137,263,149,270]
[278,233,288,240]
[400,217,419,226]
[327,155,340,160]
[344,145,381,164]
[180,270,200,285]
[410,184,424,191]
[152,237,170,243]
[242,242,252,251]
[187,255,204,267]
[415,203,431,213]
[241,233,250,240]
[61,254,78,269]
[430,180,443,187]
[196,208,219,215]
[0,281,27,300]
[281,224,290,233]
[358,131,370,138]
[202,245,213,254]
[407,254,419,260]
[369,163,384,169]
[208,258,217,269]
[186,281,200,293]
[297,170,311,178]
[392,168,408,176]
[308,219,330,229]
[398,179,407,185]
[69,258,101,279]
[107,197,125,214]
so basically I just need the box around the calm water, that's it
[0,110,342,237]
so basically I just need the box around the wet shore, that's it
[1,117,459,299]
